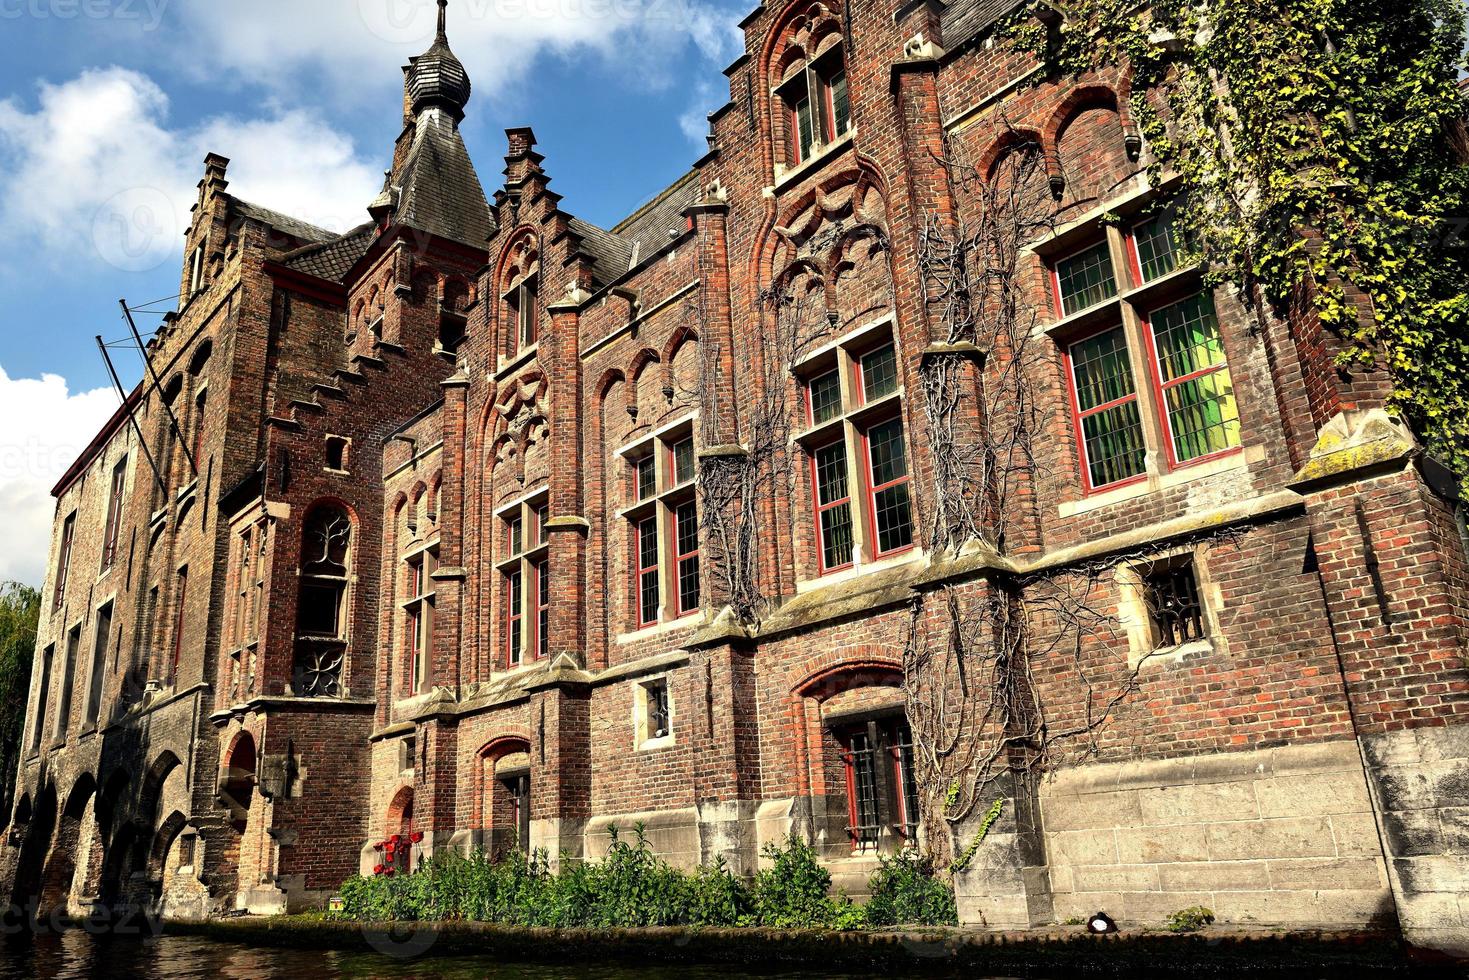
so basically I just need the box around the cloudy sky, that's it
[0,0,743,585]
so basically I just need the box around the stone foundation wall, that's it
[1039,740,1391,929]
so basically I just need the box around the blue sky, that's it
[0,0,744,584]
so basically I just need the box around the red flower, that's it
[372,864,384,875]
[410,832,424,843]
[384,868,395,877]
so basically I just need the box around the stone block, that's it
[1205,817,1337,861]
[1138,781,1258,827]
[1115,825,1209,864]
[1254,771,1370,818]
[1157,860,1269,892]
[1072,864,1159,893]
[1213,888,1390,925]
[1266,856,1385,891]
[1330,811,1385,857]
[1049,829,1118,866]
[1040,790,1140,832]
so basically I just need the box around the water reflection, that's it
[0,930,874,980]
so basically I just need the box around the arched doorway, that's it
[383,786,415,873]
[220,731,257,833]
[38,775,96,916]
[477,736,532,857]
[11,783,56,910]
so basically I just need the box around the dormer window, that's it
[777,40,849,168]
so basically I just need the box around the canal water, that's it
[0,930,888,980]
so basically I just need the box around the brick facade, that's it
[4,0,1468,954]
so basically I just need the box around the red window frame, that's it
[636,516,660,627]
[506,515,523,557]
[505,569,524,669]
[854,343,898,405]
[407,605,423,692]
[672,501,700,618]
[810,439,854,575]
[668,436,696,487]
[1139,296,1241,472]
[535,504,549,545]
[534,559,549,660]
[634,454,657,501]
[1049,239,1118,319]
[859,417,914,561]
[53,513,75,611]
[101,461,126,572]
[171,565,188,681]
[805,366,841,426]
[1061,326,1148,496]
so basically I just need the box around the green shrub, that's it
[863,851,958,927]
[749,835,864,930]
[1164,905,1215,933]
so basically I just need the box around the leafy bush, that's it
[749,835,864,930]
[334,830,957,932]
[1164,906,1215,933]
[863,851,958,927]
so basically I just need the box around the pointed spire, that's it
[406,0,471,122]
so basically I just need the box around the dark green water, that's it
[0,930,890,980]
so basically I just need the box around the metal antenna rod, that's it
[96,336,167,495]
[120,299,197,476]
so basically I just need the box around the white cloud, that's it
[0,367,117,588]
[0,67,382,276]
[171,0,745,107]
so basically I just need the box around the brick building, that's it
[5,0,1469,954]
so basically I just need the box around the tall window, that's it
[1055,206,1240,494]
[798,334,913,576]
[293,505,351,697]
[86,602,112,726]
[30,645,53,753]
[100,458,127,573]
[502,236,541,356]
[192,388,208,464]
[53,512,75,611]
[170,566,188,682]
[188,244,205,296]
[404,547,437,694]
[837,715,919,852]
[778,43,850,168]
[621,423,700,630]
[54,625,80,739]
[498,493,549,668]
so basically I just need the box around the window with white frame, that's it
[499,493,549,668]
[795,331,913,576]
[636,677,673,749]
[404,545,437,694]
[620,421,700,629]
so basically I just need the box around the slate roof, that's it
[941,0,1022,50]
[393,109,496,250]
[230,198,337,245]
[612,170,701,265]
[279,222,379,283]
[567,217,636,288]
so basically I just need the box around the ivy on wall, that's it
[1008,0,1469,484]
